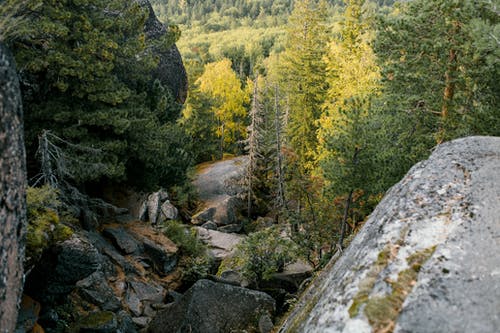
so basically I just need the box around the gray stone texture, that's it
[280,137,500,333]
[148,279,275,333]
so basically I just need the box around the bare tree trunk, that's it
[0,42,27,332]
[338,190,353,250]
[275,85,285,213]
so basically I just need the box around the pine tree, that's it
[281,0,329,172]
[375,0,499,146]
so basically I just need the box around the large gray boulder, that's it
[148,279,275,333]
[280,137,500,333]
[194,227,245,261]
[192,156,248,227]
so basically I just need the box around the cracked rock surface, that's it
[280,136,500,333]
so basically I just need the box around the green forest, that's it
[1,0,499,307]
[2,0,499,264]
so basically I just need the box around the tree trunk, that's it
[338,189,353,250]
[0,42,27,332]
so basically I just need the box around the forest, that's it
[0,0,499,331]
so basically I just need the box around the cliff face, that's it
[0,42,27,332]
[281,136,500,333]
[138,0,188,104]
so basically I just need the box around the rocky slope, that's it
[280,136,500,333]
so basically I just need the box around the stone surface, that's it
[263,261,313,293]
[137,0,188,103]
[148,279,275,333]
[128,224,178,275]
[218,223,243,233]
[201,221,218,230]
[15,295,41,333]
[280,137,500,333]
[195,227,245,260]
[78,311,118,333]
[0,42,27,332]
[76,272,121,311]
[103,227,140,254]
[146,192,162,225]
[192,156,248,226]
[259,314,274,333]
[25,235,103,302]
[160,200,178,221]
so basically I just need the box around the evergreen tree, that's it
[375,0,499,147]
[281,0,329,172]
[10,0,190,189]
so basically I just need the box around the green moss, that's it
[79,311,114,328]
[348,244,392,317]
[26,186,73,266]
[287,292,320,333]
[363,246,436,333]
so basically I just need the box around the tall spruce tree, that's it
[375,0,500,147]
[281,0,329,172]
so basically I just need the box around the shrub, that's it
[161,220,213,283]
[26,185,73,267]
[234,226,300,287]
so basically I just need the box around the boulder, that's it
[137,0,188,104]
[160,200,178,221]
[128,225,178,275]
[201,221,218,230]
[139,189,174,224]
[195,227,245,260]
[76,272,121,311]
[103,227,140,254]
[146,192,162,225]
[263,261,313,293]
[218,223,243,233]
[147,279,275,333]
[25,234,103,302]
[192,156,248,227]
[85,231,139,276]
[280,137,500,333]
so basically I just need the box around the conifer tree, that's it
[281,0,329,172]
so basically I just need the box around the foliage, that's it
[161,220,205,257]
[233,227,300,286]
[8,0,190,190]
[161,220,212,284]
[281,0,329,171]
[194,58,250,157]
[26,185,73,268]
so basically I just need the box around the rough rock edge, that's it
[0,42,27,332]
[280,136,500,333]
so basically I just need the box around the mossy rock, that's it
[78,311,118,333]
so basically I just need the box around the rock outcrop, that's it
[0,42,27,332]
[192,156,248,228]
[23,222,179,332]
[148,279,276,333]
[137,0,188,103]
[280,136,500,333]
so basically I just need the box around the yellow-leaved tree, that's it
[316,0,381,248]
[196,58,249,158]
